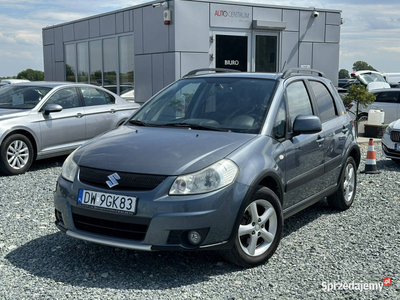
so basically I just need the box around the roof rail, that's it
[183,68,240,78]
[282,68,326,79]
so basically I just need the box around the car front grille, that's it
[390,130,400,142]
[73,213,148,241]
[79,166,168,190]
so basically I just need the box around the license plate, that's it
[77,189,137,214]
[395,143,398,152]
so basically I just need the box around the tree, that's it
[17,69,44,81]
[352,61,377,72]
[338,69,350,79]
[343,84,376,137]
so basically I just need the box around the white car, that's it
[1,79,30,84]
[348,88,400,123]
[351,71,390,91]
[382,119,400,163]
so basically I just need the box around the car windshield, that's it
[129,77,278,134]
[358,73,386,84]
[0,85,52,109]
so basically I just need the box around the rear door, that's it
[80,86,120,139]
[38,87,85,153]
[308,80,347,187]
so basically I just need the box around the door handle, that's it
[110,109,116,114]
[316,136,325,147]
[76,113,83,118]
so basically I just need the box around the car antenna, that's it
[280,61,287,73]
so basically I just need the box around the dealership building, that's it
[42,0,342,103]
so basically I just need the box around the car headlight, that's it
[61,148,79,182]
[385,122,395,135]
[169,159,239,195]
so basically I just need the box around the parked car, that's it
[382,119,400,163]
[54,68,360,267]
[382,73,400,88]
[1,79,30,84]
[348,88,400,123]
[350,70,390,91]
[338,78,354,88]
[0,82,140,175]
[120,88,135,102]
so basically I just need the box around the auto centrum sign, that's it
[210,4,252,28]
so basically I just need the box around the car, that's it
[120,88,135,102]
[382,118,400,163]
[348,88,400,123]
[54,68,360,267]
[382,73,400,88]
[350,70,390,91]
[0,79,30,84]
[338,78,354,88]
[0,82,140,175]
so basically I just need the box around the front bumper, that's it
[382,133,400,160]
[54,173,250,251]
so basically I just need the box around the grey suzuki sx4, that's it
[54,68,360,267]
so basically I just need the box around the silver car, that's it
[0,82,140,175]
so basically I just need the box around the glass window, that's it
[77,42,88,83]
[375,91,400,103]
[119,35,134,93]
[273,98,286,138]
[81,87,115,106]
[0,85,51,109]
[103,38,117,91]
[132,78,278,134]
[45,87,80,109]
[89,40,102,86]
[286,81,313,128]
[65,44,76,82]
[310,81,337,122]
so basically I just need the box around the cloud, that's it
[380,47,400,53]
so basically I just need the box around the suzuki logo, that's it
[106,173,120,188]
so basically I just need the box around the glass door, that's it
[253,32,279,72]
[210,31,251,72]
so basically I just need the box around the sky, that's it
[0,0,400,77]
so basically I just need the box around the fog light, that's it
[188,230,201,245]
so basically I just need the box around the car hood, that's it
[393,119,400,129]
[75,126,256,175]
[0,109,30,120]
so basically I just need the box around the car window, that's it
[309,81,337,122]
[46,87,81,109]
[286,81,313,128]
[374,91,400,103]
[131,77,278,134]
[273,98,286,139]
[81,87,115,106]
[0,85,52,109]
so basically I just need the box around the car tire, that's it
[327,156,357,210]
[220,187,283,267]
[0,134,34,175]
[358,114,368,122]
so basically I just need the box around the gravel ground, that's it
[0,143,399,299]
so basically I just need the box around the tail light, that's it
[348,104,353,109]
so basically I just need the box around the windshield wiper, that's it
[128,120,150,126]
[159,123,229,132]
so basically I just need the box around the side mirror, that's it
[293,115,322,135]
[44,104,63,115]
